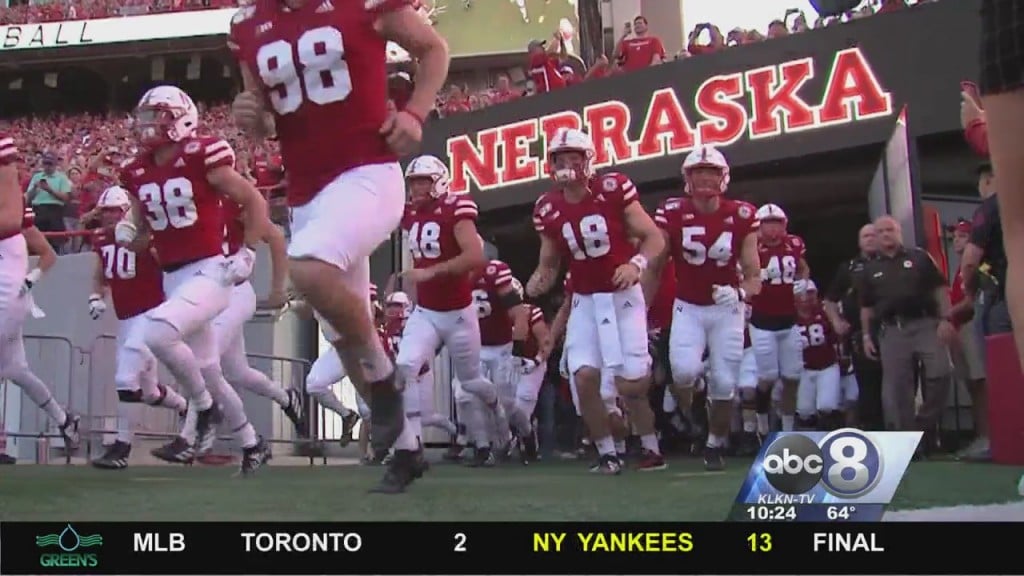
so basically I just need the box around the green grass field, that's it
[1,457,1020,521]
[434,0,577,57]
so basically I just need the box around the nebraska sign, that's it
[446,48,893,195]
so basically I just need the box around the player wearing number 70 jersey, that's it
[87,187,188,470]
[117,85,274,475]
[399,155,496,481]
[654,145,761,472]
[528,127,665,475]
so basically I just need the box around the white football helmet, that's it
[405,154,450,206]
[755,203,788,223]
[134,85,199,147]
[385,291,412,319]
[756,203,788,243]
[547,127,595,184]
[97,186,132,212]
[511,277,524,299]
[682,145,730,198]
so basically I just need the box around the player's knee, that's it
[615,375,650,397]
[706,381,735,402]
[116,388,144,403]
[669,356,702,388]
[739,387,757,406]
[142,319,182,353]
[460,377,496,403]
[757,367,781,383]
[305,373,332,395]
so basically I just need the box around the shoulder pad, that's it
[231,5,255,24]
[736,202,755,220]
[183,140,204,155]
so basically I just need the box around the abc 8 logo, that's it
[761,429,884,497]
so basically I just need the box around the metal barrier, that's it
[242,352,320,465]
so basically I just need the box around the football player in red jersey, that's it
[88,187,189,469]
[794,281,843,430]
[750,203,810,434]
[654,146,761,471]
[117,85,273,474]
[509,279,549,463]
[529,128,665,475]
[0,134,81,457]
[400,154,493,479]
[472,258,528,453]
[227,0,448,490]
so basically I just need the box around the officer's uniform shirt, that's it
[860,246,947,323]
[825,254,874,333]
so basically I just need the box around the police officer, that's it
[859,216,957,437]
[824,223,884,430]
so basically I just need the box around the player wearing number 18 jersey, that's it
[228,0,448,494]
[117,85,272,474]
[654,145,761,471]
[750,203,810,434]
[399,155,494,480]
[88,187,188,470]
[529,128,665,475]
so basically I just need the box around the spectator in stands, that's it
[767,19,789,39]
[491,74,520,104]
[877,0,909,14]
[560,65,581,86]
[687,23,724,55]
[441,84,471,116]
[584,54,616,80]
[527,36,566,94]
[25,153,71,251]
[614,15,666,72]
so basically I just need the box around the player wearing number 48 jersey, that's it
[400,155,497,476]
[227,0,449,494]
[88,187,189,470]
[654,145,762,472]
[529,127,665,475]
[750,203,810,435]
[117,85,274,475]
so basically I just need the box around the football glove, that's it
[88,293,107,320]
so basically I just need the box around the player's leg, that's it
[601,372,628,461]
[750,325,787,429]
[418,366,456,434]
[305,337,360,445]
[778,326,804,431]
[840,373,859,427]
[480,345,514,452]
[566,294,617,473]
[610,285,662,471]
[287,165,404,451]
[704,304,745,471]
[668,301,708,416]
[796,370,818,431]
[816,364,843,431]
[216,282,305,435]
[445,305,503,467]
[735,347,761,455]
[514,365,545,463]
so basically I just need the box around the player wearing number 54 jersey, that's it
[117,85,273,474]
[529,127,666,475]
[228,0,449,493]
[400,155,497,475]
[750,203,810,434]
[654,145,761,471]
[87,187,188,470]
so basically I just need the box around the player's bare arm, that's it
[232,66,276,140]
[23,226,57,272]
[527,235,560,297]
[259,224,290,308]
[546,295,571,354]
[375,5,449,123]
[441,220,486,275]
[532,317,552,362]
[497,283,529,340]
[797,256,810,279]
[0,162,22,237]
[960,241,984,295]
[739,231,762,299]
[207,165,272,246]
[617,202,665,292]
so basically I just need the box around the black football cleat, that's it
[152,436,196,464]
[193,404,223,456]
[282,389,308,438]
[465,446,495,468]
[703,445,726,471]
[92,440,132,470]
[338,411,360,447]
[589,453,622,475]
[369,371,405,453]
[59,413,81,452]
[737,431,761,457]
[520,435,538,465]
[239,436,272,476]
[369,450,417,494]
[0,453,15,465]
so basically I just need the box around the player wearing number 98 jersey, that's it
[88,186,188,470]
[530,127,666,475]
[400,155,498,472]
[654,145,761,472]
[118,85,273,474]
[750,203,810,434]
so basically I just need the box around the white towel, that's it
[592,293,623,369]
[25,294,45,319]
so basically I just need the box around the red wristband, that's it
[401,108,426,126]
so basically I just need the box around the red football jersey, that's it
[533,173,639,295]
[401,194,478,312]
[648,258,676,331]
[227,0,407,207]
[797,308,838,370]
[94,230,165,320]
[382,316,429,375]
[655,197,759,306]
[515,305,546,359]
[474,259,515,346]
[22,206,35,230]
[119,137,234,268]
[751,234,806,319]
[221,199,245,256]
[0,131,16,166]
[563,272,573,295]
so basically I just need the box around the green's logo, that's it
[36,524,102,568]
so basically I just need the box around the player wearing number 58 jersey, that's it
[228,0,449,494]
[794,281,842,431]
[87,187,188,470]
[529,127,665,475]
[750,203,810,434]
[399,155,495,479]
[117,85,273,474]
[654,145,761,471]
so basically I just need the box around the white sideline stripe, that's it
[883,500,1024,521]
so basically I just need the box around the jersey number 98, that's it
[256,26,352,115]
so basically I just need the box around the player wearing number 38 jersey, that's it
[118,85,273,474]
[529,128,665,475]
[654,145,761,472]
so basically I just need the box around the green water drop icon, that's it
[59,524,80,552]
